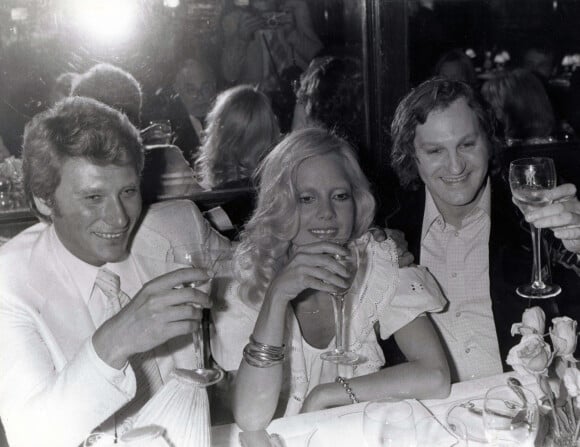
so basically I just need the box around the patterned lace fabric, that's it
[211,232,447,416]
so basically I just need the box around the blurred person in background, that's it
[433,49,477,87]
[72,63,200,203]
[194,84,280,239]
[481,68,557,146]
[221,0,323,131]
[292,56,365,153]
[174,58,218,143]
[48,72,78,107]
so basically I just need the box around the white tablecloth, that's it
[211,372,538,447]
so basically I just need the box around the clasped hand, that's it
[520,183,580,253]
[268,242,352,304]
[93,267,210,368]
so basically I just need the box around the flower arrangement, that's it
[507,307,580,446]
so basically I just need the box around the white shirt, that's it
[420,181,503,382]
[212,234,447,415]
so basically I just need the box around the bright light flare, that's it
[163,0,180,8]
[65,0,137,43]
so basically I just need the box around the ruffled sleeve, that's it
[347,233,447,377]
[377,266,447,340]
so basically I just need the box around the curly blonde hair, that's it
[235,128,375,307]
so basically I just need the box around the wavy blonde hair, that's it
[195,85,280,189]
[235,128,376,307]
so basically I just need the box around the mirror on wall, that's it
[0,0,366,158]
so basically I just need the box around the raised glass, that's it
[167,244,232,386]
[320,241,360,365]
[509,157,561,298]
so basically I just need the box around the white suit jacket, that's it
[0,200,230,447]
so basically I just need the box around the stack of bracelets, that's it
[243,334,285,368]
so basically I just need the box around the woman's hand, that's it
[267,241,351,303]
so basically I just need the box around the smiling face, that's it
[414,98,490,222]
[39,157,142,266]
[292,153,355,246]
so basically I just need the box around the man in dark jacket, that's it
[385,78,580,382]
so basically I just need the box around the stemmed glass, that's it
[363,399,416,447]
[483,384,539,447]
[320,241,360,365]
[167,244,232,386]
[509,157,561,298]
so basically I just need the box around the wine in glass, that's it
[320,241,360,365]
[167,244,232,386]
[509,157,561,299]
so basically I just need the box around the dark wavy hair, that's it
[295,56,365,150]
[390,77,498,190]
[23,96,143,221]
[235,128,375,307]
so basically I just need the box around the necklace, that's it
[294,308,320,315]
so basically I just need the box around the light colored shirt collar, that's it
[49,225,139,305]
[421,178,491,241]
[49,225,100,306]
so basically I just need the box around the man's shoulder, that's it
[141,200,201,226]
[0,222,50,298]
[133,199,207,254]
[0,222,47,262]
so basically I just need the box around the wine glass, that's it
[509,157,561,298]
[447,415,470,447]
[167,244,233,386]
[320,241,360,365]
[363,399,416,447]
[483,384,539,447]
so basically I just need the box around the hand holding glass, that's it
[509,157,561,298]
[167,244,232,386]
[320,241,359,365]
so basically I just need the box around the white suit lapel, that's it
[27,229,95,364]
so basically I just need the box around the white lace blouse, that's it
[211,233,446,416]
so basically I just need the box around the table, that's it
[211,372,538,447]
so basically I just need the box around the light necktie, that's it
[94,267,164,431]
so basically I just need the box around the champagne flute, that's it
[320,241,360,365]
[167,244,232,386]
[509,157,561,298]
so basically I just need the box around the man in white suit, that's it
[0,97,230,447]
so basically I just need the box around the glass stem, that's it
[193,309,210,368]
[331,293,345,354]
[531,224,546,290]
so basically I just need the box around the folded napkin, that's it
[281,400,457,447]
